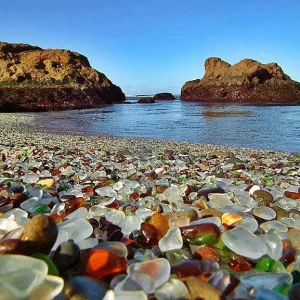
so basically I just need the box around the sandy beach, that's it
[1,112,300,299]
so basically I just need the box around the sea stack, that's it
[181,57,300,103]
[153,93,175,100]
[0,42,125,111]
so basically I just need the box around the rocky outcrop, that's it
[181,57,300,103]
[0,42,125,111]
[153,93,175,100]
[137,97,155,103]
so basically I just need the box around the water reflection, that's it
[202,111,255,118]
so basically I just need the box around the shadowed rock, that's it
[153,92,175,100]
[0,41,125,111]
[181,57,300,104]
[137,97,156,103]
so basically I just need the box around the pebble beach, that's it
[1,112,300,300]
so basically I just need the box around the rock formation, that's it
[181,57,300,103]
[137,97,156,103]
[153,93,175,100]
[0,42,125,111]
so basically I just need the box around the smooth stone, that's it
[255,287,288,300]
[65,207,88,220]
[180,223,220,246]
[51,223,77,251]
[93,241,128,257]
[221,212,242,226]
[208,269,230,292]
[3,208,28,219]
[20,215,58,254]
[260,220,288,233]
[63,276,108,300]
[127,258,170,293]
[110,274,127,289]
[117,215,142,235]
[165,249,193,267]
[21,173,39,184]
[241,273,293,290]
[9,192,27,208]
[103,290,148,300]
[20,197,40,213]
[0,254,47,299]
[1,227,24,240]
[158,227,183,252]
[0,216,19,233]
[183,276,222,300]
[253,190,273,203]
[0,238,28,254]
[154,278,190,300]
[52,240,81,272]
[114,275,145,293]
[27,186,43,199]
[288,282,300,300]
[57,218,93,243]
[172,260,219,278]
[162,210,199,222]
[192,245,220,262]
[288,229,300,249]
[31,253,59,276]
[236,217,258,233]
[235,193,256,207]
[80,249,128,279]
[222,226,268,259]
[260,233,283,260]
[135,207,154,219]
[168,216,190,227]
[253,206,276,220]
[29,273,64,300]
[208,193,233,208]
[37,178,55,188]
[95,186,118,198]
[189,217,221,227]
[76,238,99,250]
[200,208,223,218]
[279,217,295,227]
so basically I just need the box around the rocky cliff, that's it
[0,42,125,111]
[181,57,300,103]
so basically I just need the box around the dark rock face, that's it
[137,97,156,103]
[181,57,300,103]
[0,41,125,111]
[153,92,175,100]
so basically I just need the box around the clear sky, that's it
[1,0,300,95]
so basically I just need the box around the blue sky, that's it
[1,0,300,95]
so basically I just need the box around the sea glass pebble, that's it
[222,226,268,259]
[260,220,288,233]
[253,206,276,220]
[260,233,283,260]
[158,227,183,252]
[154,278,189,300]
[0,254,63,299]
[127,258,170,293]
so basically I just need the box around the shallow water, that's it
[32,99,300,152]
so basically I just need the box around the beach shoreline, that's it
[0,112,297,157]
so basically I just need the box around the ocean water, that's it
[33,99,300,152]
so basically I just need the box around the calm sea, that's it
[32,99,300,153]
